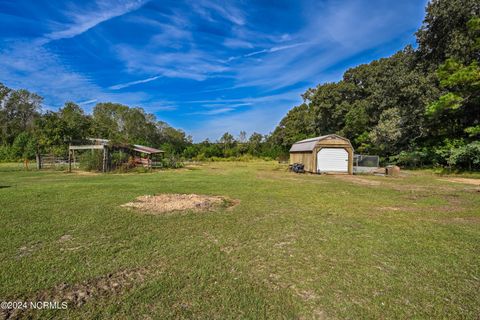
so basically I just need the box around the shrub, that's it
[0,145,14,162]
[10,132,37,160]
[390,149,431,168]
[160,155,184,169]
[191,154,272,162]
[448,142,480,171]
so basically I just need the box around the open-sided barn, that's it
[289,134,354,174]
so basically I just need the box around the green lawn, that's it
[0,162,479,319]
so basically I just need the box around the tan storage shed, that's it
[289,134,354,174]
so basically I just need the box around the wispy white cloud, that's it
[0,41,150,112]
[78,99,98,105]
[192,0,245,25]
[143,104,177,111]
[186,90,302,105]
[115,45,230,81]
[189,107,235,115]
[0,0,426,141]
[223,38,253,49]
[40,0,148,44]
[225,0,424,91]
[243,42,308,57]
[109,75,161,90]
[133,15,193,48]
[222,42,309,64]
[202,102,252,108]
[189,103,297,141]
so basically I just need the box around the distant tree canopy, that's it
[0,89,192,161]
[0,81,281,163]
[1,0,479,170]
[270,0,480,169]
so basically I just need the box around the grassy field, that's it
[0,162,479,319]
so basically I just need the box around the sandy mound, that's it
[122,193,236,214]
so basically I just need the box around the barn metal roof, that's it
[289,134,351,152]
[85,138,164,154]
[133,144,164,154]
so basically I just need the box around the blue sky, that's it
[0,0,427,141]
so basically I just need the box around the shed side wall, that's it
[289,152,314,172]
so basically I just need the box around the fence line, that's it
[353,154,380,173]
[39,154,78,169]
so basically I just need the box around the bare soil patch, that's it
[333,175,381,186]
[72,170,100,176]
[424,216,480,225]
[439,178,480,186]
[256,171,327,184]
[121,193,238,214]
[1,267,154,319]
[378,206,403,212]
[58,234,73,242]
[16,242,42,259]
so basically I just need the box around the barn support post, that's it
[102,146,107,173]
[68,147,72,173]
[36,153,41,170]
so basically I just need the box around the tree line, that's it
[269,0,480,170]
[0,90,193,162]
[0,86,282,163]
[1,0,479,170]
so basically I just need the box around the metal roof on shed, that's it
[289,134,351,152]
[85,138,164,154]
[133,144,164,154]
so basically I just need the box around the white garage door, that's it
[316,148,348,173]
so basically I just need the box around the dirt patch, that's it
[333,175,382,186]
[256,171,329,184]
[1,267,154,319]
[17,242,42,259]
[226,198,241,211]
[121,193,238,214]
[424,216,480,225]
[388,184,429,192]
[72,170,100,176]
[58,234,73,242]
[439,178,480,186]
[378,206,402,212]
